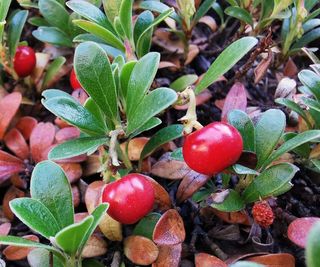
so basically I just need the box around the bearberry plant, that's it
[0,161,108,267]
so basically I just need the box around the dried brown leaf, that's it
[153,209,185,245]
[152,243,182,267]
[60,163,82,183]
[195,253,227,267]
[82,234,107,258]
[254,50,273,84]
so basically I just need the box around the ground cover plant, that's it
[1,0,320,266]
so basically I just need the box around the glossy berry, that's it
[13,46,36,77]
[102,174,155,224]
[252,201,274,228]
[70,68,82,90]
[182,122,243,175]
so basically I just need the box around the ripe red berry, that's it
[102,173,155,224]
[70,68,82,90]
[13,46,36,78]
[252,201,274,228]
[182,122,243,175]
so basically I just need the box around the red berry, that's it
[13,46,36,78]
[102,173,155,224]
[182,122,243,175]
[252,201,274,228]
[70,68,82,90]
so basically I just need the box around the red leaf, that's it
[59,163,83,183]
[30,122,56,163]
[0,151,24,185]
[15,116,38,141]
[3,235,39,261]
[288,217,320,248]
[221,82,247,122]
[4,128,29,159]
[0,92,22,140]
[152,244,182,267]
[55,127,80,143]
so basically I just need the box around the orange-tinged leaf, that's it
[195,253,227,267]
[152,243,182,267]
[82,234,107,258]
[55,127,81,143]
[59,163,82,183]
[124,236,159,265]
[221,82,247,122]
[30,122,56,163]
[0,92,22,140]
[246,253,295,267]
[0,222,11,236]
[283,57,298,78]
[3,186,25,221]
[198,16,218,31]
[4,128,29,159]
[3,235,39,261]
[10,174,27,190]
[120,137,149,161]
[0,150,24,185]
[15,116,38,141]
[287,217,320,248]
[153,209,185,245]
[176,171,210,203]
[55,117,70,128]
[85,181,104,213]
[72,185,80,208]
[143,175,171,211]
[185,44,199,65]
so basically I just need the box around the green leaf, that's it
[136,8,174,58]
[139,1,181,24]
[120,60,136,100]
[210,189,245,212]
[42,94,107,136]
[30,161,74,229]
[242,163,299,203]
[140,124,183,160]
[84,97,107,129]
[282,132,311,158]
[10,198,60,239]
[8,10,28,59]
[28,250,61,267]
[292,28,320,51]
[193,0,216,25]
[126,52,160,115]
[126,88,177,135]
[28,17,50,27]
[55,216,94,256]
[102,0,121,23]
[275,98,312,128]
[232,164,260,175]
[262,130,320,169]
[0,0,11,22]
[32,27,73,47]
[28,248,64,267]
[42,56,66,89]
[39,0,70,33]
[170,74,198,92]
[225,6,253,26]
[133,212,161,240]
[130,117,162,138]
[306,222,320,267]
[195,37,257,94]
[75,41,119,125]
[49,136,108,160]
[73,20,124,51]
[134,11,154,58]
[119,0,133,41]
[298,70,320,100]
[228,110,255,152]
[255,109,286,168]
[303,19,320,33]
[78,203,109,252]
[66,0,115,33]
[171,147,184,161]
